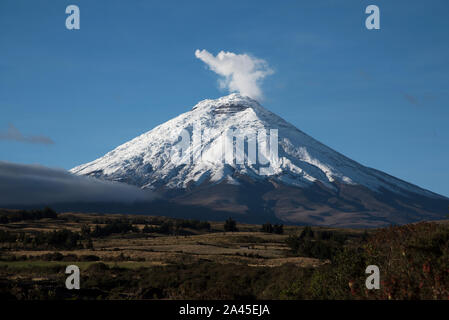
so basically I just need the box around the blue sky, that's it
[1,0,448,196]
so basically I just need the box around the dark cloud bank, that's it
[0,162,241,221]
[0,161,154,208]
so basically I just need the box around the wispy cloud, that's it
[402,92,419,106]
[358,69,373,81]
[195,49,273,100]
[0,162,154,206]
[0,123,54,145]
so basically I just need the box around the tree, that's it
[142,224,152,233]
[42,206,58,219]
[224,218,238,232]
[273,224,284,234]
[262,222,284,234]
[300,226,314,239]
[86,238,94,250]
[81,224,91,238]
[262,223,274,233]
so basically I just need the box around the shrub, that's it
[224,218,238,232]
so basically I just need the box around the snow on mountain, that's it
[70,94,442,201]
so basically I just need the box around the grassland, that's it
[1,209,448,300]
[0,211,359,268]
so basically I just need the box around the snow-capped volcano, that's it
[71,94,449,227]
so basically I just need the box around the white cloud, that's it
[195,49,273,100]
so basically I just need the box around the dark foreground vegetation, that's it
[284,223,449,299]
[0,209,448,300]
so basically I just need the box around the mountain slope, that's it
[71,94,449,227]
